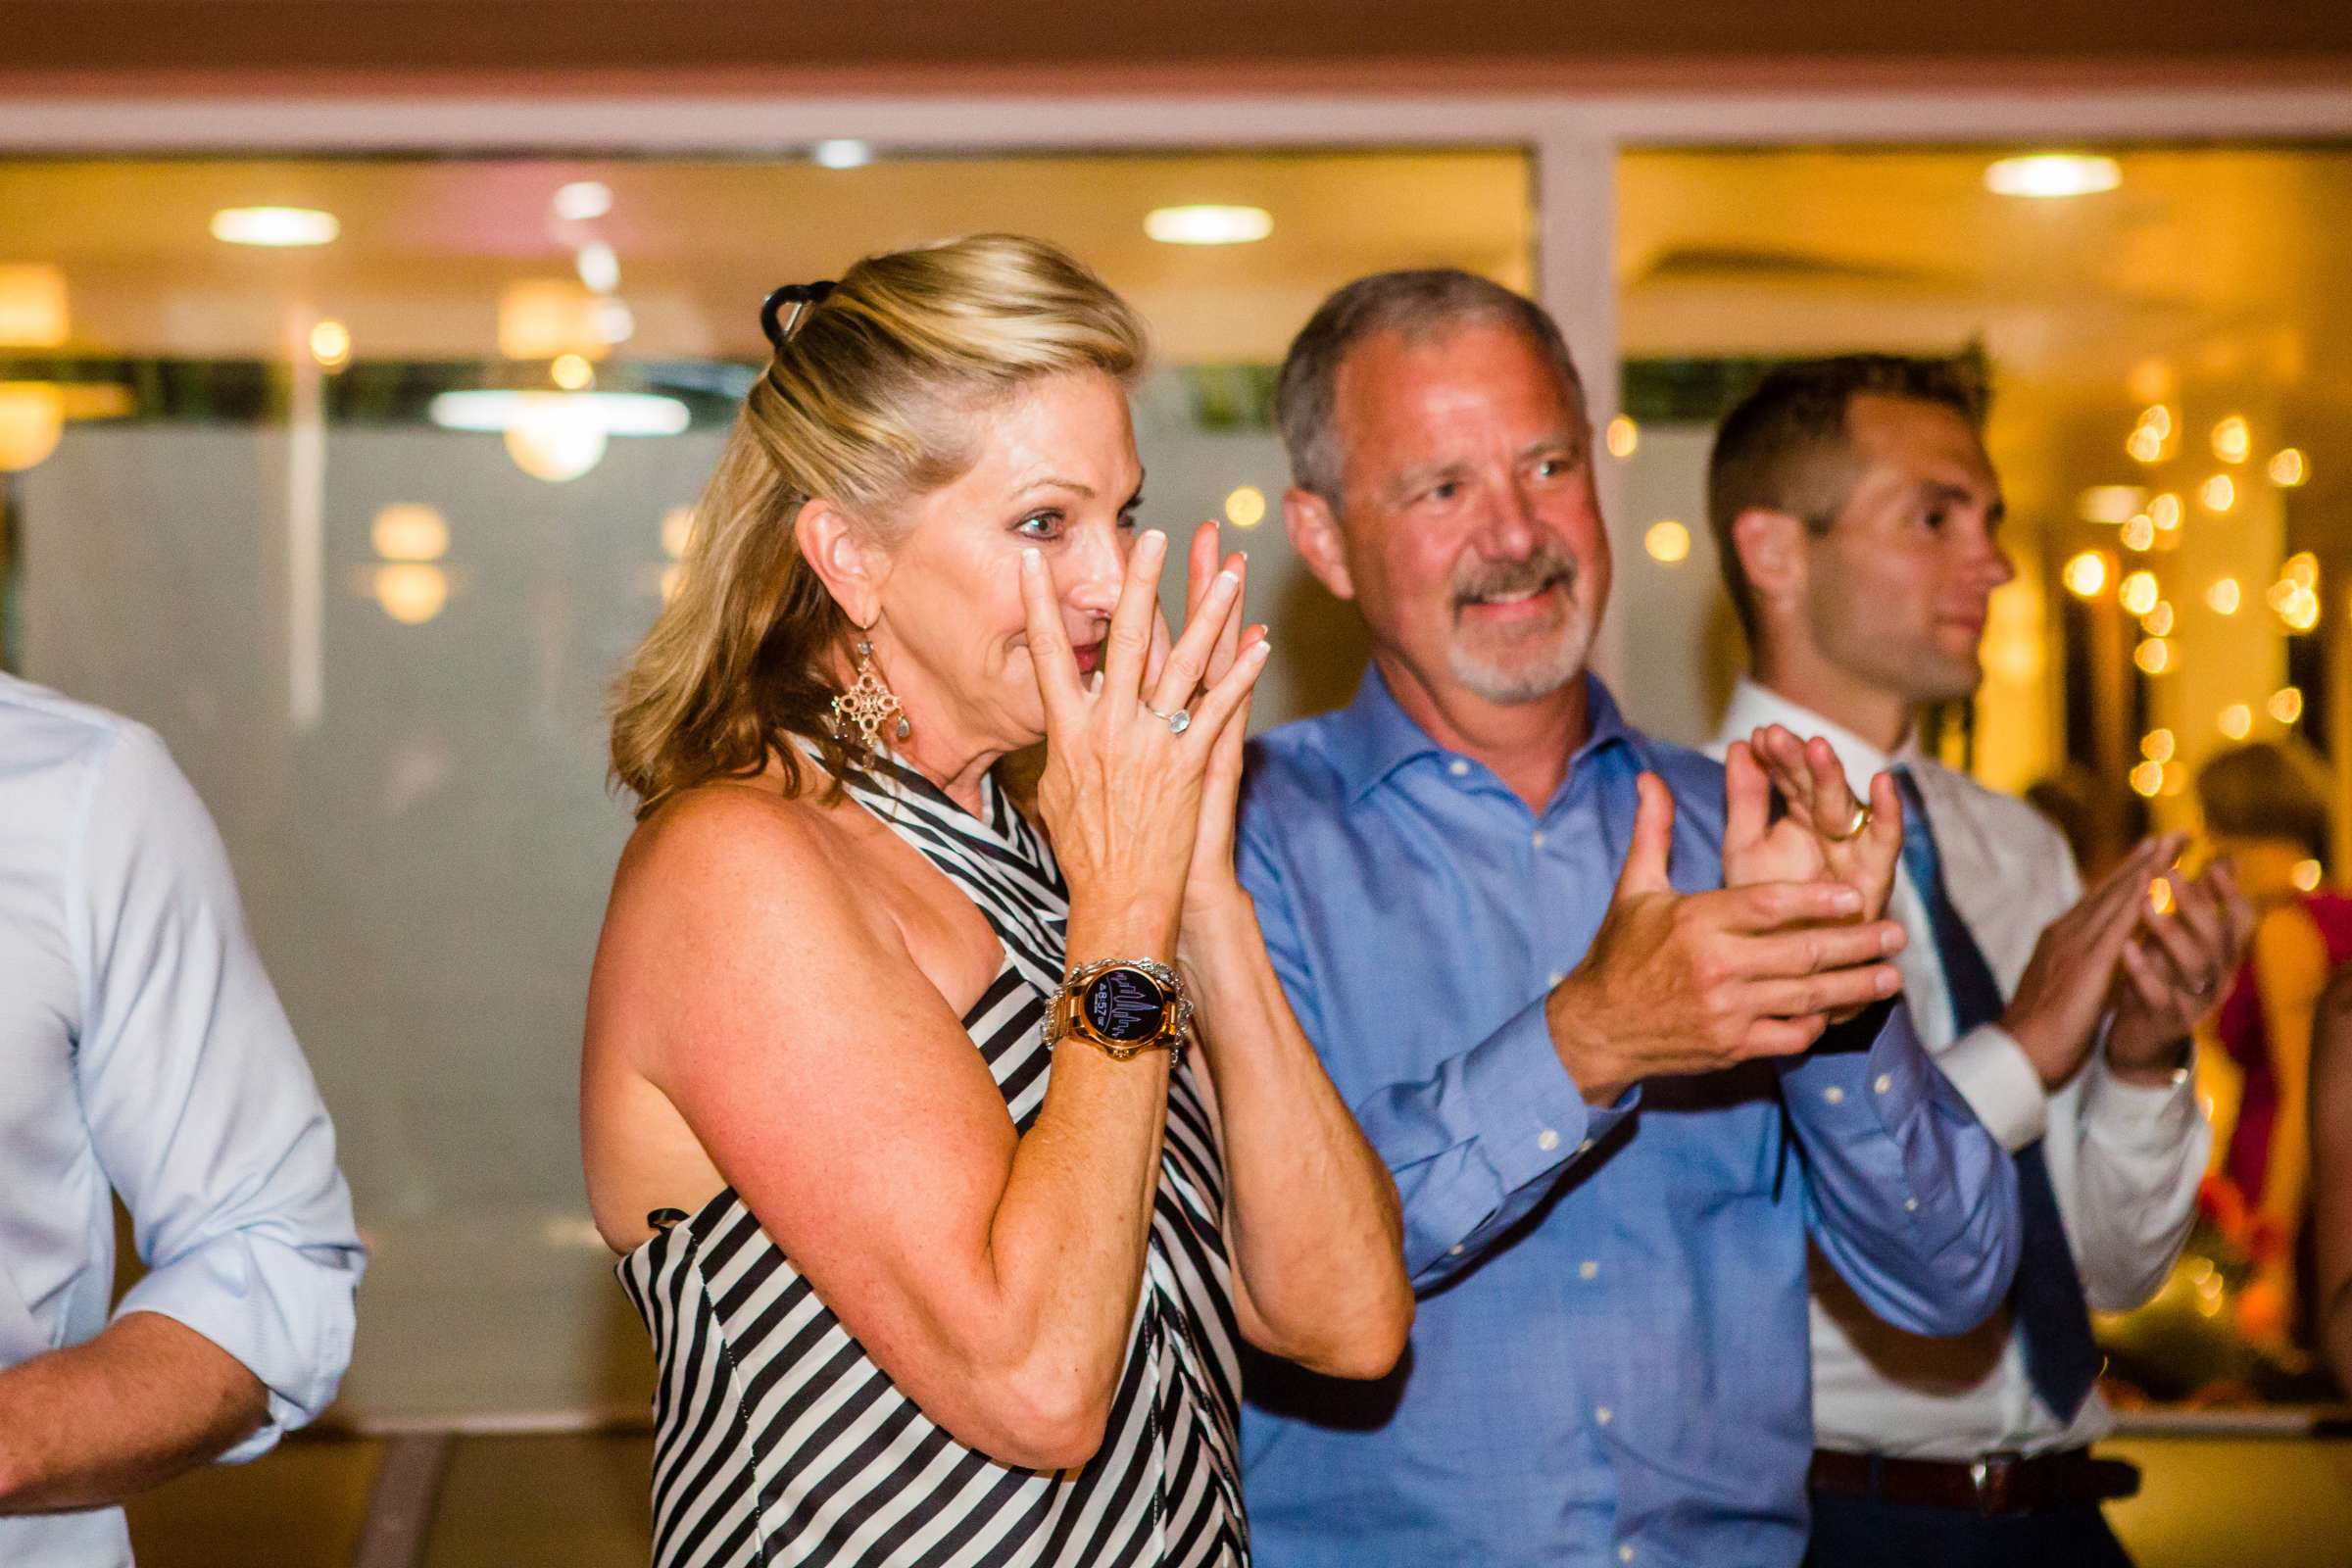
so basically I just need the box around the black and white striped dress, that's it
[618,753,1248,1568]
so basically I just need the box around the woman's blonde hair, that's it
[610,233,1148,814]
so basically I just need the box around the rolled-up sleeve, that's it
[1238,821,1629,1289]
[1782,1001,2020,1337]
[70,725,363,1462]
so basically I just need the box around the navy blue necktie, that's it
[1892,768,2101,1423]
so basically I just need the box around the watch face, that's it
[1083,966,1168,1044]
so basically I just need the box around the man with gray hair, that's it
[1233,270,2023,1565]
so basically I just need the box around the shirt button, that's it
[1447,758,1471,777]
[1531,830,1547,849]
[1538,1128,1561,1152]
[1594,1405,1613,1425]
[1822,1085,1846,1106]
[1579,1259,1598,1280]
[1904,1197,1920,1212]
[1448,1244,1465,1256]
[1620,1545,1636,1563]
[1874,1073,1893,1095]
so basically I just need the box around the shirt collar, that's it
[1326,663,1640,806]
[1715,676,1922,794]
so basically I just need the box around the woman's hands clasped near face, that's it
[1019,523,1269,953]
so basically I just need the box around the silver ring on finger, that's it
[1142,701,1192,735]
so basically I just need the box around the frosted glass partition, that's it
[2,151,1530,1420]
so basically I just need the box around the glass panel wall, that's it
[0,150,1535,1421]
[1615,144,2352,1403]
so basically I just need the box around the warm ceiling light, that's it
[2206,577,2241,614]
[372,564,450,624]
[0,265,69,347]
[2220,703,2253,740]
[2119,569,2159,616]
[1984,154,2122,198]
[575,242,620,295]
[2293,859,2325,893]
[211,206,340,247]
[308,318,351,369]
[371,503,450,563]
[812,139,873,170]
[551,353,595,391]
[503,422,608,484]
[552,180,612,222]
[1145,205,1275,246]
[1223,485,1268,529]
[1605,416,1640,459]
[427,390,688,436]
[0,382,66,470]
[498,279,608,361]
[2077,484,2146,524]
[2268,449,2308,487]
[2212,416,2252,465]
[1643,518,1692,564]
[2199,474,2235,513]
[2062,551,2109,599]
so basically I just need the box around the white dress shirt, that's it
[1711,678,2208,1458]
[0,675,363,1565]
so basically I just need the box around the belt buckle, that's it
[1970,1451,2020,1516]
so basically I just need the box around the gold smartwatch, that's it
[1044,957,1193,1066]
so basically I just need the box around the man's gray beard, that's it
[1448,620,1590,705]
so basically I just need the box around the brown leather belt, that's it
[1809,1447,2141,1516]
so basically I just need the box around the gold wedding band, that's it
[1826,802,1872,843]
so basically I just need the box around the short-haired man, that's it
[1706,356,2248,1565]
[1235,274,2022,1566]
[0,673,364,1562]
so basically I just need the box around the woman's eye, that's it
[1116,508,1141,532]
[1016,511,1063,539]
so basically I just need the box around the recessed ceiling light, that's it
[210,207,340,247]
[1145,205,1274,246]
[1984,155,2121,199]
[552,180,612,221]
[812,139,872,170]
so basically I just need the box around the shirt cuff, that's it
[1936,1023,2049,1152]
[2082,1039,2202,1155]
[113,1233,361,1464]
[1781,1002,1931,1138]
[1459,993,1635,1193]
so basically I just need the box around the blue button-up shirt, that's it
[1236,669,2019,1568]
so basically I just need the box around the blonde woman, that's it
[581,235,1410,1568]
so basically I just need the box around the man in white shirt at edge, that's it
[0,673,364,1565]
[1702,356,2251,1567]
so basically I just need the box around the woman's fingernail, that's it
[1247,639,1271,661]
[1021,547,1040,568]
[1877,966,1900,996]
[1216,568,1241,589]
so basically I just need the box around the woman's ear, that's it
[794,497,890,630]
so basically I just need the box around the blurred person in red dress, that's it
[2195,740,2352,1347]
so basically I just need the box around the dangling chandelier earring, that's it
[832,638,910,758]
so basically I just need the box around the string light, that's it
[2133,637,2174,675]
[2293,859,2325,893]
[2200,474,2236,513]
[2141,728,2176,763]
[2121,514,2155,552]
[2130,760,2165,798]
[1224,485,1268,529]
[308,319,351,369]
[1643,519,1692,564]
[1605,416,1640,459]
[2268,449,2308,487]
[2120,570,2160,616]
[2141,601,2175,636]
[2212,415,2252,465]
[2220,703,2253,740]
[2149,492,2183,531]
[2063,552,2110,598]
[551,353,594,391]
[2271,686,2305,724]
[2206,577,2241,614]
